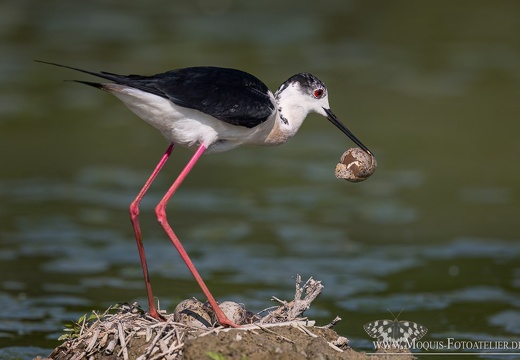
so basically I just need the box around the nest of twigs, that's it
[41,276,412,360]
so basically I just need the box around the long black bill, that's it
[324,108,372,156]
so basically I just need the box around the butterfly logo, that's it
[363,309,428,349]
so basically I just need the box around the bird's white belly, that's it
[106,84,273,153]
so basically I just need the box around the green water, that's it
[1,1,520,358]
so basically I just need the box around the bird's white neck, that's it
[263,85,314,145]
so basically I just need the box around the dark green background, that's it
[1,1,519,358]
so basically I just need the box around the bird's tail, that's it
[35,60,126,84]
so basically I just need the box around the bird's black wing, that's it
[37,62,274,129]
[141,67,275,128]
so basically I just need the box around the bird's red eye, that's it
[313,89,324,98]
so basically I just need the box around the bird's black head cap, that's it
[276,73,327,99]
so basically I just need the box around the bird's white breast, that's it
[102,84,279,153]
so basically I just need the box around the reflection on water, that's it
[2,0,520,358]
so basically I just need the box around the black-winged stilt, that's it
[38,61,372,328]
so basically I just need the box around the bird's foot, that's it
[218,317,241,328]
[148,309,167,322]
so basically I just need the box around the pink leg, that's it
[130,143,174,321]
[155,143,239,328]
